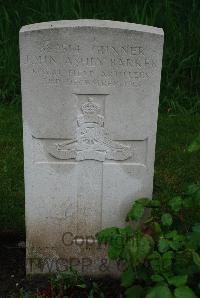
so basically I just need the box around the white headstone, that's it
[20,20,164,275]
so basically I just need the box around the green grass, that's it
[0,104,200,233]
[0,104,24,232]
[155,113,200,197]
[0,0,200,112]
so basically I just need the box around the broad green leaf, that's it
[166,230,185,240]
[174,286,197,298]
[186,182,200,206]
[191,250,200,268]
[121,245,130,261]
[128,238,138,266]
[119,225,133,237]
[151,274,164,282]
[150,258,161,273]
[126,203,144,221]
[162,251,174,271]
[110,233,125,249]
[185,182,200,196]
[96,227,118,244]
[151,222,162,234]
[129,234,154,266]
[165,231,185,250]
[165,230,178,239]
[121,266,135,287]
[168,196,182,212]
[138,235,154,262]
[108,245,122,260]
[161,213,173,226]
[170,241,184,251]
[158,238,170,253]
[146,284,173,298]
[125,285,144,298]
[167,275,188,287]
[148,252,161,273]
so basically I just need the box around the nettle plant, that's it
[96,183,200,298]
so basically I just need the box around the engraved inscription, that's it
[23,39,159,88]
[48,97,133,161]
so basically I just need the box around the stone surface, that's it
[19,19,164,276]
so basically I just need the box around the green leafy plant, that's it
[19,268,106,298]
[50,267,86,292]
[97,183,200,298]
[19,288,39,298]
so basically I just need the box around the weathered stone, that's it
[19,19,164,276]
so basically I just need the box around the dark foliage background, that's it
[0,0,200,112]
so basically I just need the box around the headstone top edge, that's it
[20,19,164,36]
